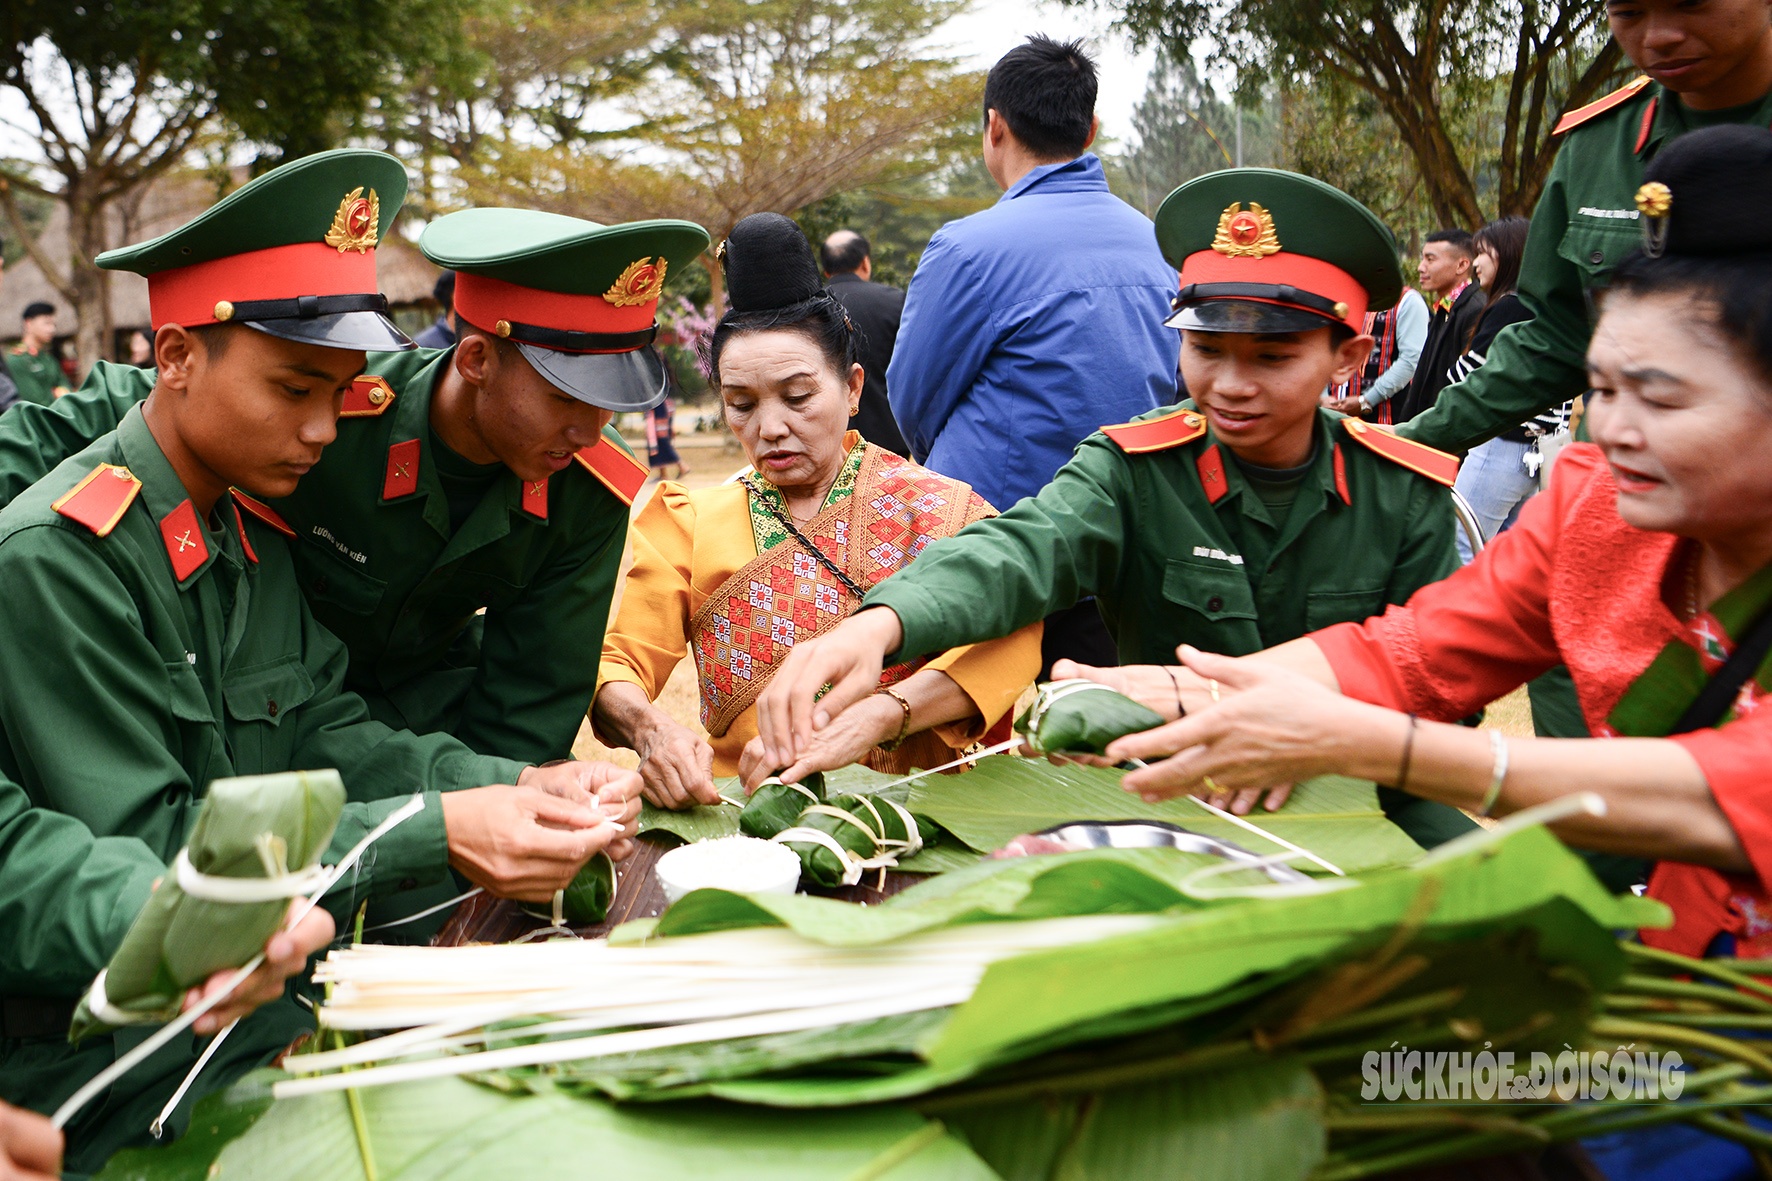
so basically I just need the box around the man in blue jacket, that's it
[887,35,1180,673]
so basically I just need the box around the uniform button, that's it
[266,700,279,717]
[1590,250,1604,265]
[1206,595,1225,612]
[313,577,329,594]
[399,878,419,891]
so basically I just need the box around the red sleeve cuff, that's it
[1311,622,1413,711]
[1674,720,1772,891]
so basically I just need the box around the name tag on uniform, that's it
[1192,546,1244,566]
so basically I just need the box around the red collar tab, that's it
[231,501,259,564]
[455,268,663,352]
[1635,96,1659,155]
[160,499,210,581]
[146,241,380,330]
[522,475,550,519]
[1101,409,1207,454]
[341,374,396,418]
[574,436,649,505]
[1342,419,1459,486]
[383,438,422,500]
[232,489,296,538]
[1196,443,1229,504]
[1333,441,1351,505]
[1553,75,1652,137]
[51,463,142,537]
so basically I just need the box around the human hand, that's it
[441,784,627,900]
[754,608,903,770]
[633,721,719,810]
[1102,646,1379,811]
[1049,658,1216,721]
[0,1101,61,1181]
[740,693,899,792]
[518,761,643,858]
[183,898,335,1036]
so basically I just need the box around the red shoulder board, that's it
[1553,76,1652,136]
[574,435,649,505]
[340,375,396,418]
[1100,409,1208,454]
[51,463,142,537]
[232,489,296,538]
[1342,419,1459,487]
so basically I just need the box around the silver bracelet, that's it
[1478,730,1509,817]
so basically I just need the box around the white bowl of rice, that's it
[657,836,803,905]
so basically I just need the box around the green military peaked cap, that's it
[97,149,412,352]
[421,209,711,412]
[1155,168,1402,334]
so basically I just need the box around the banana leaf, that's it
[520,853,617,926]
[70,770,344,1041]
[780,792,941,888]
[1016,680,1166,755]
[738,772,826,839]
[907,757,1422,875]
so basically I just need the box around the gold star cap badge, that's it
[1211,202,1283,258]
[324,187,380,253]
[603,257,668,307]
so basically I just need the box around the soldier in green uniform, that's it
[4,303,69,407]
[1393,0,1772,757]
[0,210,708,769]
[0,151,642,1174]
[753,169,1475,847]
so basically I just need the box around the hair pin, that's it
[1635,182,1672,259]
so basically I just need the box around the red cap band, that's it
[1178,249,1369,331]
[148,242,379,329]
[454,273,654,342]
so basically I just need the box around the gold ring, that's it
[1208,678,1221,703]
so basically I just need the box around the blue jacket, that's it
[887,154,1179,508]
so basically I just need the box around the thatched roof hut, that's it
[2,167,443,356]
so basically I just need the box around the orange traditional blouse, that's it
[597,435,1042,776]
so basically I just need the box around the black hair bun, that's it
[1644,126,1772,256]
[722,213,824,312]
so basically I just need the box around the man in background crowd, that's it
[413,270,458,349]
[820,228,908,456]
[1327,286,1427,424]
[5,302,68,407]
[887,34,1179,675]
[1392,231,1485,425]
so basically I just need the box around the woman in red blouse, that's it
[1075,126,1772,962]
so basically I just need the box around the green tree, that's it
[1,0,467,368]
[1120,49,1241,215]
[459,0,983,308]
[1078,0,1629,226]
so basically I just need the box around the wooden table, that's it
[435,834,920,946]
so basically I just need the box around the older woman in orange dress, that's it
[592,214,1041,808]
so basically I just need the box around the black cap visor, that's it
[516,342,668,412]
[1165,299,1339,335]
[245,309,414,352]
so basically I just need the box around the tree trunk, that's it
[702,251,724,316]
[66,182,115,377]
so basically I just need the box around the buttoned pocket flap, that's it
[162,660,214,723]
[295,537,388,615]
[223,656,316,727]
[1162,558,1258,622]
[1304,586,1389,632]
[1557,220,1639,283]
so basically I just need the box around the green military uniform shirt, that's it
[4,344,65,408]
[0,352,639,765]
[1398,77,1772,454]
[0,406,524,1171]
[871,404,1460,665]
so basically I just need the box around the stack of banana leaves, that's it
[96,760,1772,1181]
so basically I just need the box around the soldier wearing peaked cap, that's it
[753,168,1477,850]
[0,152,643,1172]
[0,208,710,772]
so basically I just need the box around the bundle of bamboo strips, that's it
[278,915,1161,1098]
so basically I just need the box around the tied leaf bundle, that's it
[738,773,826,840]
[1017,679,1165,756]
[70,770,344,1042]
[522,853,618,927]
[776,793,938,888]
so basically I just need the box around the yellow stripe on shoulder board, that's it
[1342,419,1459,486]
[574,433,649,504]
[52,463,143,537]
[1100,409,1207,454]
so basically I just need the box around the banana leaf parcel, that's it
[70,769,343,1042]
[775,792,942,887]
[1017,680,1165,755]
[737,772,825,840]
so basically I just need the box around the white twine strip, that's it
[173,849,330,903]
[1182,793,1345,876]
[150,1018,237,1138]
[51,794,427,1132]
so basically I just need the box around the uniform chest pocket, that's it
[162,660,215,723]
[295,537,387,616]
[1161,558,1257,622]
[1304,586,1389,632]
[1557,221,1640,286]
[222,656,316,727]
